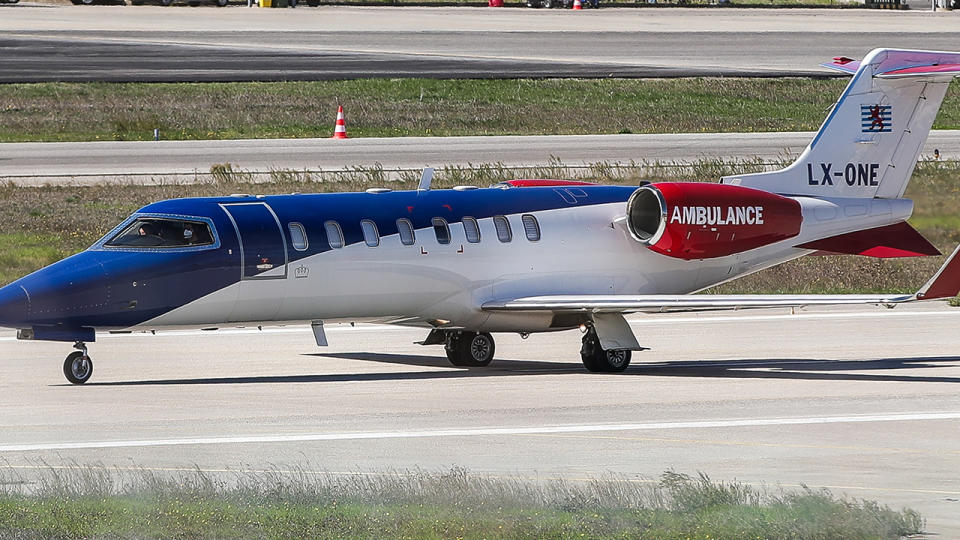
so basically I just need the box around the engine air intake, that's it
[626,182,803,260]
[626,186,666,243]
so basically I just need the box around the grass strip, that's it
[0,158,958,297]
[0,466,924,539]
[5,78,960,142]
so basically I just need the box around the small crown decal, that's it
[295,265,309,278]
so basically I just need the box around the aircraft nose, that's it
[0,283,29,328]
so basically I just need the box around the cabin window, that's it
[493,215,512,243]
[360,219,380,247]
[106,217,214,248]
[288,222,308,251]
[521,214,541,242]
[397,218,415,246]
[324,220,344,249]
[462,217,481,243]
[432,217,451,245]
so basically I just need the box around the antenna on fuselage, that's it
[418,168,434,191]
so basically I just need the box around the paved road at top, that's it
[3,7,960,81]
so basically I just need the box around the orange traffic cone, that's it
[572,0,582,9]
[331,106,348,139]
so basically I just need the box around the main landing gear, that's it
[424,325,633,372]
[444,331,496,367]
[63,341,93,385]
[580,325,632,372]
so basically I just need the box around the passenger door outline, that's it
[220,202,289,280]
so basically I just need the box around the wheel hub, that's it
[72,357,90,378]
[606,350,628,369]
[470,336,490,361]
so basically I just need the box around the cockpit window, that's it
[106,218,214,248]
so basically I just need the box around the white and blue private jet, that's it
[2,48,960,384]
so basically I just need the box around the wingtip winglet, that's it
[917,244,960,300]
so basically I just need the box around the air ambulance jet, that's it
[3,48,960,384]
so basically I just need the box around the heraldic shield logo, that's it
[861,104,892,133]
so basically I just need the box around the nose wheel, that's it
[63,342,93,384]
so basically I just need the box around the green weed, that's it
[8,78,958,142]
[0,465,925,539]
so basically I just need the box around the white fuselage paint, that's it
[140,195,913,333]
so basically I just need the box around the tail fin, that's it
[722,48,960,199]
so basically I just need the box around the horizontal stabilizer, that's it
[918,244,960,300]
[796,222,940,258]
[820,57,861,74]
[879,63,960,79]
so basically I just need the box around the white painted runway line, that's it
[3,411,958,453]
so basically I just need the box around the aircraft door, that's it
[220,202,288,322]
[221,202,288,280]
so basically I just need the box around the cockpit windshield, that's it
[106,217,214,248]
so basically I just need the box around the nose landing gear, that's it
[63,341,93,384]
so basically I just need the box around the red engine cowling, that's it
[626,182,803,260]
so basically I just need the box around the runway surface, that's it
[2,303,960,534]
[2,131,957,185]
[3,7,960,81]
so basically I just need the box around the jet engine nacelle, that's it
[626,182,803,260]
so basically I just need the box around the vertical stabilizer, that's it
[722,49,960,199]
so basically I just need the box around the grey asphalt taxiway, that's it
[2,7,960,82]
[2,303,960,534]
[2,131,958,185]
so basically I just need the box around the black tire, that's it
[581,333,631,372]
[161,0,173,5]
[288,0,297,6]
[580,334,604,372]
[63,351,93,385]
[216,0,228,5]
[542,0,554,6]
[526,0,539,6]
[581,353,605,372]
[445,331,495,367]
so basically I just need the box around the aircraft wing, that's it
[483,245,960,315]
[482,293,916,314]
